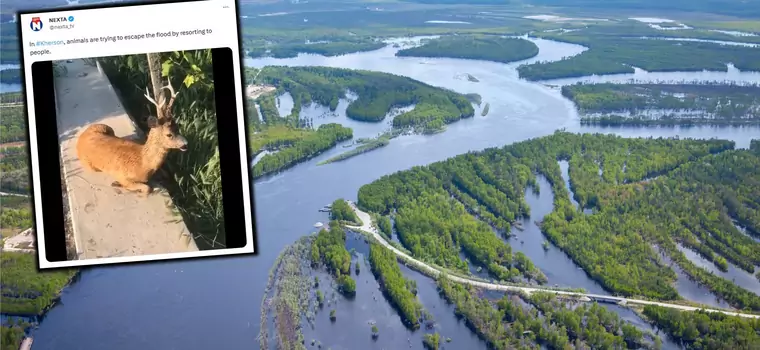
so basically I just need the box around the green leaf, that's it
[162,61,173,77]
[191,64,201,72]
[183,74,196,87]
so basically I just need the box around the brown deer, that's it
[76,77,188,196]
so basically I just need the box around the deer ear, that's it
[146,116,160,128]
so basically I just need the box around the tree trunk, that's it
[146,53,164,109]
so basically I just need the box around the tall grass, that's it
[98,50,226,249]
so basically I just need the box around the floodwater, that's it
[24,35,760,349]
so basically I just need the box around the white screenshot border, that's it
[18,0,256,269]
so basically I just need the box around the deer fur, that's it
[76,78,188,196]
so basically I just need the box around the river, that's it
[23,36,760,349]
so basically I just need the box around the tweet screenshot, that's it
[18,0,256,269]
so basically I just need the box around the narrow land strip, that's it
[345,201,760,319]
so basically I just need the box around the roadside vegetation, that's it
[99,50,225,249]
[437,275,660,349]
[329,199,361,226]
[396,35,539,64]
[564,83,760,126]
[642,305,760,349]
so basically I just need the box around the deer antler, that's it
[144,86,165,110]
[162,76,179,112]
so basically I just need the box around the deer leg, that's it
[120,180,152,197]
[80,159,100,172]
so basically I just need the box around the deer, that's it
[76,77,188,197]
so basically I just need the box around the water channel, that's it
[18,35,760,349]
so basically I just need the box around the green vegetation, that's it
[751,139,759,154]
[0,69,19,85]
[245,64,475,178]
[437,275,658,349]
[564,83,760,125]
[253,66,474,131]
[396,36,539,64]
[310,224,357,296]
[0,252,78,315]
[0,105,25,144]
[368,242,430,329]
[422,332,440,350]
[0,147,29,195]
[642,305,760,349]
[329,199,360,226]
[358,150,548,284]
[258,236,312,350]
[317,136,390,165]
[251,39,385,60]
[1,321,27,350]
[0,92,22,104]
[99,50,224,249]
[480,103,490,117]
[519,26,760,80]
[252,123,353,178]
[529,0,760,17]
[358,131,760,309]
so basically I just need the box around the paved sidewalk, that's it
[55,59,198,260]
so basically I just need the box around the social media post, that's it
[18,0,239,66]
[18,1,255,269]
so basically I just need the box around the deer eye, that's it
[166,134,173,138]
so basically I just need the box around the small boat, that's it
[314,222,324,228]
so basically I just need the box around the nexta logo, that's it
[30,17,43,31]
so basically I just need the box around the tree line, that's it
[0,106,26,144]
[329,199,360,225]
[564,83,760,125]
[642,305,760,349]
[518,28,760,80]
[252,123,353,178]
[396,36,539,64]
[310,224,356,296]
[437,275,660,349]
[253,66,474,130]
[368,242,430,329]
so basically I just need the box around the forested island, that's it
[246,66,475,178]
[563,83,760,125]
[517,24,760,80]
[368,242,431,329]
[437,276,661,349]
[396,36,539,64]
[642,305,760,349]
[356,132,760,311]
